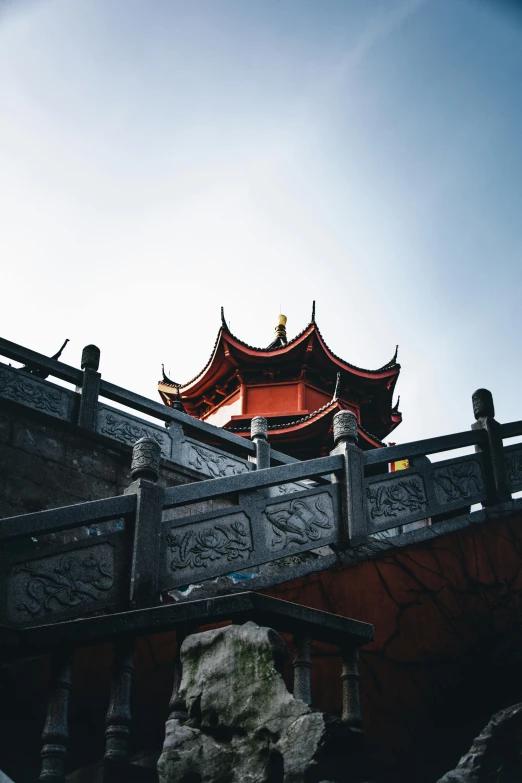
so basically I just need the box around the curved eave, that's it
[228,400,385,449]
[221,323,400,380]
[159,321,400,402]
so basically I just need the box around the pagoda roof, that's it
[158,307,402,445]
[227,396,386,451]
[159,309,400,396]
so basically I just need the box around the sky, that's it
[1,0,522,445]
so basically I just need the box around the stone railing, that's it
[0,336,297,483]
[1,388,522,625]
[1,592,373,783]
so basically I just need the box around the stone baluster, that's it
[104,638,135,772]
[471,389,511,506]
[125,438,164,608]
[292,634,312,705]
[331,410,367,546]
[39,651,74,783]
[77,344,101,430]
[167,627,191,724]
[251,416,270,470]
[340,647,362,731]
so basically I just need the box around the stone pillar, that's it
[104,638,135,772]
[39,651,73,783]
[472,388,510,506]
[340,647,362,731]
[251,416,270,470]
[331,410,367,546]
[166,627,191,725]
[292,634,312,705]
[77,344,101,430]
[126,438,163,608]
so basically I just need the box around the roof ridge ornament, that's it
[266,314,288,350]
[392,395,401,413]
[392,345,399,364]
[221,307,229,331]
[21,338,70,379]
[311,300,316,323]
[161,364,182,387]
[332,372,341,402]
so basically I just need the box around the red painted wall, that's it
[265,511,522,781]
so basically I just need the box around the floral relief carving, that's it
[0,369,66,416]
[264,494,334,549]
[167,516,253,571]
[185,443,249,478]
[366,478,427,519]
[506,451,522,488]
[14,551,113,615]
[433,461,483,503]
[99,413,165,449]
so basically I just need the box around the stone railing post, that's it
[39,651,74,783]
[104,638,135,776]
[125,438,164,608]
[331,410,367,546]
[77,344,101,430]
[292,634,312,705]
[251,416,270,470]
[471,389,511,506]
[340,647,362,731]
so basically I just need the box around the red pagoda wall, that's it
[265,510,522,782]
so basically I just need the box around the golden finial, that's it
[275,314,287,342]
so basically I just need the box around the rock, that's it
[158,621,359,783]
[437,703,522,783]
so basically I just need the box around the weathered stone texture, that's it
[158,622,356,783]
[437,703,522,783]
[0,404,193,518]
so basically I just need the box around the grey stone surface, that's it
[158,622,354,783]
[437,703,522,783]
[0,406,193,519]
[0,409,12,443]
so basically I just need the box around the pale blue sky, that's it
[1,0,521,443]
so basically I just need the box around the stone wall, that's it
[0,400,195,520]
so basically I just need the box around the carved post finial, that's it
[81,344,100,372]
[473,388,495,420]
[131,438,161,482]
[333,410,358,446]
[251,416,268,441]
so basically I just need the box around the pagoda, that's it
[158,304,401,460]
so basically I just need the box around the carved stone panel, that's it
[263,492,335,551]
[163,512,253,587]
[97,408,171,456]
[267,483,306,497]
[181,440,251,479]
[366,474,427,527]
[0,365,71,420]
[433,458,484,506]
[5,541,117,626]
[505,446,522,493]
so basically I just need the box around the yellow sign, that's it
[391,459,409,472]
